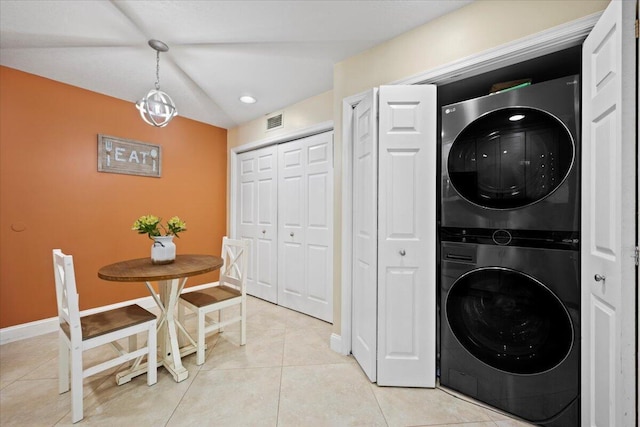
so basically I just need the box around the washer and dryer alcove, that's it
[437,46,582,427]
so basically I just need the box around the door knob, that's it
[399,249,406,256]
[290,232,294,237]
[262,230,266,234]
[594,274,606,282]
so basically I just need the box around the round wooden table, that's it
[98,254,223,383]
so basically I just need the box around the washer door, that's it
[447,108,574,209]
[446,267,573,375]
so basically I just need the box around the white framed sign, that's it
[97,134,161,178]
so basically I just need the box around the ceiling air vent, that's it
[266,112,283,131]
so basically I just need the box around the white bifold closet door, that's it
[377,85,436,387]
[351,85,436,387]
[580,0,637,424]
[278,132,334,322]
[351,89,379,382]
[237,146,278,304]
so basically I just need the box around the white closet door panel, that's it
[383,268,418,354]
[237,145,278,303]
[306,244,329,301]
[240,181,254,225]
[257,148,277,231]
[282,147,303,167]
[308,174,328,228]
[303,132,333,321]
[258,180,275,225]
[306,169,331,307]
[581,0,636,424]
[282,176,303,228]
[308,140,330,164]
[306,136,333,247]
[278,132,333,322]
[237,151,257,290]
[258,150,275,170]
[255,153,278,297]
[238,176,257,288]
[279,139,308,310]
[239,154,255,226]
[351,89,378,382]
[240,156,254,173]
[282,240,304,296]
[256,238,275,289]
[386,150,418,238]
[238,231,257,296]
[377,85,436,387]
[255,146,278,303]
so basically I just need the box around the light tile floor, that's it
[0,296,534,426]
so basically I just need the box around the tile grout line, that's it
[163,359,204,426]
[368,381,391,427]
[274,365,284,427]
[274,309,289,427]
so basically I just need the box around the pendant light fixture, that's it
[136,39,178,128]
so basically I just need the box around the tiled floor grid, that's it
[0,296,534,426]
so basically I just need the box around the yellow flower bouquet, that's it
[132,215,187,239]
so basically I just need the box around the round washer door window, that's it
[446,267,573,375]
[447,108,574,209]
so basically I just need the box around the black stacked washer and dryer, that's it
[439,75,581,426]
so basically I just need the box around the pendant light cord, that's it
[155,50,161,90]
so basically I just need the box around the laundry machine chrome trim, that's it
[444,105,577,211]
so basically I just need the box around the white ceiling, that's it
[0,0,472,129]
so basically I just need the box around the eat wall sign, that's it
[97,134,162,178]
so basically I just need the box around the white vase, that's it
[151,235,176,264]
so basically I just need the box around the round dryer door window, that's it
[446,267,573,375]
[447,108,574,209]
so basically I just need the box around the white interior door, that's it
[581,0,637,425]
[351,89,378,382]
[278,132,334,322]
[237,146,278,303]
[377,85,437,387]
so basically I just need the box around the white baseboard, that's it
[0,281,218,345]
[330,332,347,355]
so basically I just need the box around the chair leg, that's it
[197,310,206,365]
[177,301,185,325]
[240,302,247,346]
[58,333,70,394]
[70,348,84,423]
[128,334,137,356]
[147,321,157,386]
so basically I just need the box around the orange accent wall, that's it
[0,66,227,328]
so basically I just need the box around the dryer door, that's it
[445,267,574,374]
[447,108,575,210]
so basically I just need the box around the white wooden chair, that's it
[53,249,157,423]
[178,237,248,365]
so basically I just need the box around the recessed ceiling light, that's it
[509,114,525,121]
[239,95,257,104]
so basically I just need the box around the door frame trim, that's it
[339,12,602,355]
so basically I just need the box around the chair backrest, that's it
[52,249,82,344]
[219,237,248,293]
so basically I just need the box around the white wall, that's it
[227,90,333,149]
